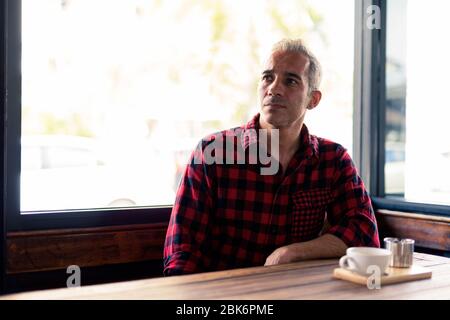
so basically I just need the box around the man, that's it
[163,39,380,276]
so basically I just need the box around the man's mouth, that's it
[264,98,286,109]
[265,103,286,109]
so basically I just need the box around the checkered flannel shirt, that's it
[164,114,380,275]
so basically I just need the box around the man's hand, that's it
[264,245,295,266]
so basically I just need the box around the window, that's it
[14,0,355,220]
[385,0,450,206]
[356,0,450,216]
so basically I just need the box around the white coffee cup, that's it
[339,247,391,275]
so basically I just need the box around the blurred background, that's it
[21,0,450,212]
[21,0,355,212]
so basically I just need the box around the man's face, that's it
[258,50,318,129]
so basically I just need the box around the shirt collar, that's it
[240,114,259,150]
[240,113,319,160]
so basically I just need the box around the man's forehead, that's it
[262,50,309,73]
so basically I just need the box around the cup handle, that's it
[339,255,359,273]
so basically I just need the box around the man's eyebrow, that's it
[261,70,302,81]
[285,72,302,81]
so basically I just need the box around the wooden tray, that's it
[333,265,432,286]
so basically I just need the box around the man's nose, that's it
[268,78,283,96]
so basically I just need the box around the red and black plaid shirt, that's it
[164,114,380,276]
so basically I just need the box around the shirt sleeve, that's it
[325,146,380,248]
[163,141,215,276]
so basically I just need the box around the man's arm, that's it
[163,142,215,276]
[324,147,380,248]
[265,234,347,265]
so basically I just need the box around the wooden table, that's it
[2,253,450,300]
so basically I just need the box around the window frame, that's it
[354,0,450,217]
[1,0,6,293]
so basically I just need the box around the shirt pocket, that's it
[290,188,331,242]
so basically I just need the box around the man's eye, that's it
[286,78,298,86]
[262,75,273,81]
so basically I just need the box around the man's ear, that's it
[307,90,322,110]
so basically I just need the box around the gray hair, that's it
[271,38,322,93]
